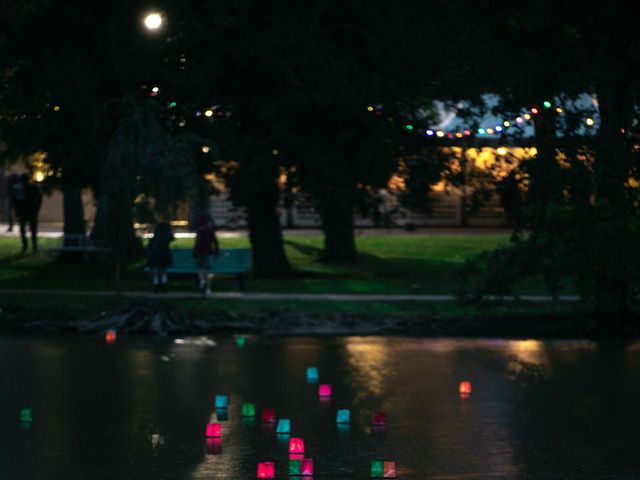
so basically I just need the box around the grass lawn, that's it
[0,233,532,294]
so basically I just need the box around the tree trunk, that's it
[246,196,291,278]
[320,196,357,262]
[58,181,86,262]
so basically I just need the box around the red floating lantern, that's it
[301,458,314,476]
[257,462,275,479]
[262,408,276,423]
[383,461,397,478]
[289,437,305,454]
[105,329,117,344]
[289,453,304,461]
[459,381,472,396]
[372,411,387,426]
[318,384,332,397]
[205,422,221,438]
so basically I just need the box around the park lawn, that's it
[0,233,546,295]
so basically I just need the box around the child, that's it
[147,221,174,293]
[193,215,219,297]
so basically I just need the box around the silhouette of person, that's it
[13,174,42,253]
[193,214,219,297]
[5,172,19,232]
[147,221,174,293]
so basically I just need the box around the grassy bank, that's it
[0,233,528,294]
[0,234,544,294]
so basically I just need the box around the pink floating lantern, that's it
[372,411,387,426]
[301,458,314,476]
[459,381,472,396]
[262,408,276,423]
[205,422,221,438]
[289,437,305,454]
[105,330,117,344]
[257,462,275,479]
[318,384,332,397]
[289,453,304,461]
[383,461,397,478]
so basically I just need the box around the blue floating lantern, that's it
[306,367,318,382]
[336,408,350,424]
[276,419,291,434]
[214,395,228,409]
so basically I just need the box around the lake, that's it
[1,336,639,479]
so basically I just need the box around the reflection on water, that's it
[1,336,640,479]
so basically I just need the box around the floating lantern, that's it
[257,462,275,479]
[20,408,33,423]
[459,381,472,396]
[276,419,291,434]
[205,422,221,438]
[319,384,332,397]
[336,408,350,424]
[262,408,276,423]
[383,461,397,478]
[371,460,384,478]
[289,459,302,475]
[206,438,222,455]
[214,395,228,408]
[234,335,247,347]
[242,403,256,417]
[306,367,318,382]
[105,329,117,344]
[301,459,314,476]
[372,411,387,426]
[289,437,305,454]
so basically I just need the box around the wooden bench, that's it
[156,248,252,290]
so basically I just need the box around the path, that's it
[0,289,580,302]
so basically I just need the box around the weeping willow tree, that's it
[97,97,199,293]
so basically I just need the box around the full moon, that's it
[144,13,163,30]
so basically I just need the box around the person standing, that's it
[193,214,219,297]
[5,172,19,232]
[147,221,174,293]
[13,174,42,253]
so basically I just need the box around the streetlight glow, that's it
[144,13,163,30]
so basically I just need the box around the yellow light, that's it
[455,132,463,138]
[486,128,494,134]
[367,106,374,112]
[436,131,445,137]
[586,118,595,126]
[53,105,60,111]
[496,147,508,156]
[556,107,563,113]
[628,177,640,188]
[503,121,510,127]
[529,147,538,156]
[144,13,163,30]
[201,146,210,153]
[272,149,280,155]
[524,113,532,120]
[204,110,213,117]
[34,171,45,182]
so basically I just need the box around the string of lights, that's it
[366,100,597,139]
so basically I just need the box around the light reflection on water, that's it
[1,336,640,479]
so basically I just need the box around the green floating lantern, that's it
[242,402,255,417]
[289,459,302,475]
[234,335,246,347]
[20,408,33,423]
[371,460,384,478]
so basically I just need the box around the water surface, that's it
[1,336,639,479]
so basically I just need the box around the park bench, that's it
[160,248,252,290]
[41,234,111,258]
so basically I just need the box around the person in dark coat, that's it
[193,214,219,297]
[5,172,19,232]
[147,221,174,293]
[13,174,42,253]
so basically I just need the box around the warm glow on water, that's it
[2,336,640,479]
